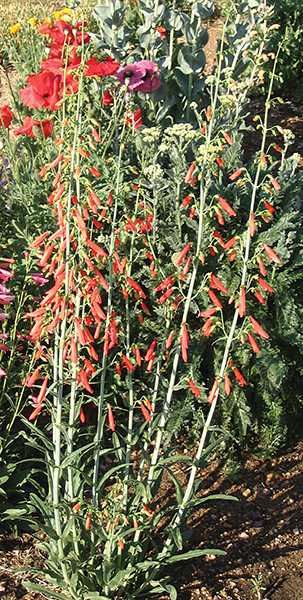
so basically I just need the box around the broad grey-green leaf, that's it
[22,581,71,600]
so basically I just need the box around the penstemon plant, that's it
[0,0,299,598]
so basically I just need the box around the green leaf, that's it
[188,494,238,509]
[96,463,130,492]
[22,581,71,600]
[162,466,184,504]
[164,548,226,565]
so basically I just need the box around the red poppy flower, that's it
[102,90,114,106]
[84,56,120,78]
[19,70,61,110]
[0,105,13,129]
[126,108,142,129]
[14,116,53,138]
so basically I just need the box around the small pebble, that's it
[239,531,250,541]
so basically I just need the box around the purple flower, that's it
[116,60,161,93]
[31,273,49,287]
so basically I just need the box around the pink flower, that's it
[31,273,50,286]
[116,60,161,93]
[0,368,6,377]
[0,269,14,283]
[0,294,15,305]
[0,313,9,321]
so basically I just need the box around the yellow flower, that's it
[9,22,21,35]
[54,8,72,21]
[28,17,36,27]
[46,18,52,24]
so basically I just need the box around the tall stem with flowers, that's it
[0,1,297,598]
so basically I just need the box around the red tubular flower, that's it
[166,332,173,349]
[70,336,78,365]
[87,239,107,258]
[223,132,233,145]
[208,289,223,309]
[79,370,93,394]
[127,277,146,299]
[238,286,246,318]
[199,307,217,318]
[27,367,40,387]
[218,196,236,217]
[36,376,49,404]
[175,243,191,266]
[153,275,174,293]
[250,212,255,237]
[0,105,13,128]
[215,207,224,225]
[72,501,81,514]
[247,332,261,354]
[185,163,195,184]
[158,288,173,303]
[262,243,281,264]
[85,513,91,530]
[211,274,230,295]
[216,157,224,167]
[257,256,266,277]
[233,368,247,387]
[183,255,191,275]
[255,290,266,305]
[181,195,191,207]
[229,168,242,181]
[145,340,157,362]
[180,323,189,363]
[29,231,49,248]
[270,176,281,191]
[208,378,219,403]
[28,404,43,421]
[189,379,201,397]
[140,402,151,422]
[249,316,269,339]
[108,406,115,431]
[224,237,236,251]
[38,244,54,267]
[75,319,87,346]
[89,167,102,178]
[135,347,142,366]
[224,374,231,396]
[122,354,135,372]
[264,201,275,214]
[258,277,274,293]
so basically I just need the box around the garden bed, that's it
[0,439,303,599]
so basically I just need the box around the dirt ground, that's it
[0,439,303,600]
[1,15,303,600]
